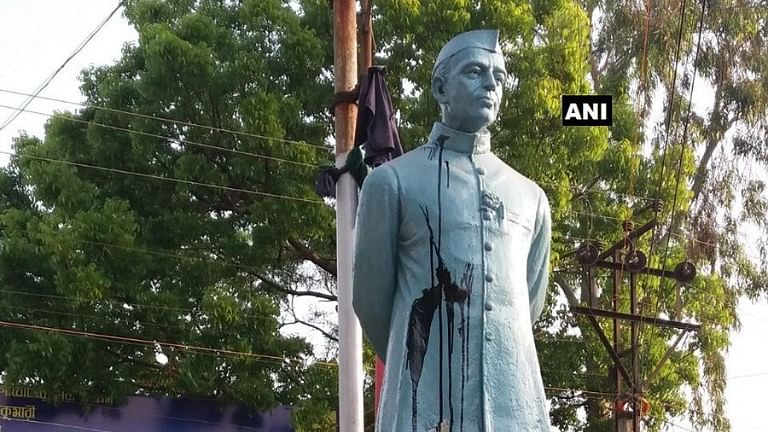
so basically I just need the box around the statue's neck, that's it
[428,122,491,154]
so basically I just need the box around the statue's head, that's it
[431,30,507,133]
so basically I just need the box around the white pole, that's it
[333,0,364,430]
[336,158,364,432]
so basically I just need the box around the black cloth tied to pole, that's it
[315,66,403,198]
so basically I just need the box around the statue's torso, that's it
[372,141,551,432]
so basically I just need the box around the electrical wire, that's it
[643,0,691,274]
[0,1,125,132]
[624,0,655,224]
[0,149,326,205]
[0,88,332,151]
[728,371,768,380]
[0,302,276,343]
[0,95,662,205]
[0,103,320,169]
[641,0,708,385]
[543,385,618,398]
[5,298,633,382]
[656,0,708,289]
[0,288,275,321]
[537,179,658,203]
[0,318,338,368]
[663,419,696,432]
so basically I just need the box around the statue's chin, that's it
[442,110,497,133]
[445,119,494,134]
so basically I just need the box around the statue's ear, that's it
[432,75,448,105]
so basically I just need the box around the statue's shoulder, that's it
[372,143,434,175]
[488,153,547,196]
[361,144,435,196]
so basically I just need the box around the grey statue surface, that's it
[353,29,553,432]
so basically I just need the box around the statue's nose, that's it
[483,71,497,90]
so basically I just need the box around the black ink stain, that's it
[457,263,474,431]
[427,145,439,160]
[406,206,442,432]
[406,134,474,432]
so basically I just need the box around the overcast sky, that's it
[1,2,767,431]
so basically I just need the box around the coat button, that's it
[482,211,492,221]
[485,274,494,283]
[477,167,487,175]
[485,302,493,311]
[485,333,493,341]
[484,242,493,251]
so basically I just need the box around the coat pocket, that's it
[504,210,533,234]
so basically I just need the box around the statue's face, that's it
[434,47,507,133]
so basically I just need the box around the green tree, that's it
[0,0,341,428]
[560,0,768,430]
[357,0,766,431]
[1,0,766,431]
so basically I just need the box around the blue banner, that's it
[0,387,293,431]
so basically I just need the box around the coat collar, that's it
[428,122,491,155]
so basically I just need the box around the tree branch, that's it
[554,273,581,307]
[691,74,738,202]
[104,346,163,370]
[286,237,337,277]
[282,318,338,343]
[573,176,602,201]
[249,269,338,302]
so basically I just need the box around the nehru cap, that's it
[432,29,503,78]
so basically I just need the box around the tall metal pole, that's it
[334,0,363,431]
[360,0,373,70]
[612,252,622,432]
[630,272,640,432]
[357,0,386,418]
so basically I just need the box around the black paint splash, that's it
[457,262,475,430]
[406,206,442,432]
[405,136,474,432]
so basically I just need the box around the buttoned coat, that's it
[353,122,552,431]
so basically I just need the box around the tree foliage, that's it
[0,0,766,431]
[1,0,340,427]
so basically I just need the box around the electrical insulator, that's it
[674,261,696,283]
[577,243,600,266]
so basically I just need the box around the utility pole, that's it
[334,0,364,431]
[359,0,373,72]
[573,214,699,432]
[357,0,387,420]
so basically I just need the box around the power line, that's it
[0,88,332,151]
[0,1,125,132]
[0,236,336,338]
[0,302,277,343]
[644,0,691,274]
[537,179,658,203]
[0,149,326,205]
[663,420,696,432]
[0,318,338,368]
[558,211,763,262]
[0,104,320,169]
[642,0,709,382]
[0,99,676,207]
[728,371,768,380]
[544,385,618,398]
[0,281,296,323]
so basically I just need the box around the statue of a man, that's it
[353,29,552,431]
